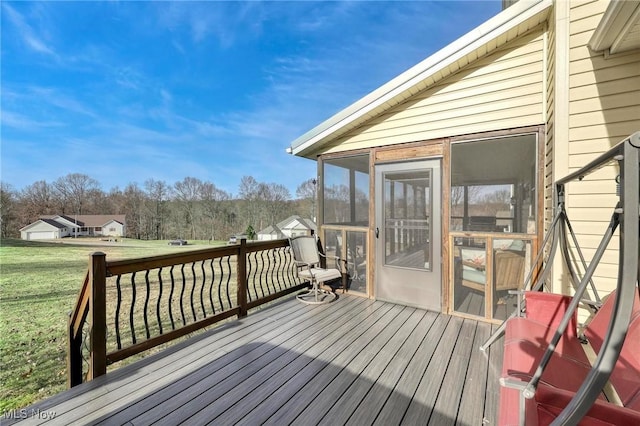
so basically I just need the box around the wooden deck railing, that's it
[67,238,306,388]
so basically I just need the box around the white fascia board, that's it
[19,220,45,232]
[290,0,551,157]
[589,0,640,54]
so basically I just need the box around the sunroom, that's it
[289,0,550,323]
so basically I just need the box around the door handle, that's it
[375,227,379,238]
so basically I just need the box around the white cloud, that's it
[0,110,63,130]
[2,3,58,58]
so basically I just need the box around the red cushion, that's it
[502,339,595,394]
[505,317,588,363]
[523,292,578,338]
[530,384,640,426]
[584,292,640,406]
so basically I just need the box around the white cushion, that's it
[298,268,342,283]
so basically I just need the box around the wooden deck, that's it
[5,294,504,425]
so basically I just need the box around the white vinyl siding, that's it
[324,28,546,153]
[564,0,640,296]
[544,5,556,229]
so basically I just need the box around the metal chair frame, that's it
[289,236,342,304]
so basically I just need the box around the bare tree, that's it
[52,173,100,216]
[296,178,317,220]
[173,177,203,239]
[121,183,146,239]
[0,182,18,238]
[20,180,56,223]
[145,179,171,240]
[238,176,261,230]
[262,182,291,227]
[200,181,230,241]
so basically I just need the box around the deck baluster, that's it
[247,251,256,302]
[209,259,216,314]
[129,272,137,345]
[143,270,151,339]
[225,255,233,308]
[258,250,266,298]
[156,268,163,335]
[190,262,197,321]
[168,266,176,330]
[179,264,187,326]
[200,260,207,318]
[269,249,277,293]
[217,257,225,310]
[115,275,122,349]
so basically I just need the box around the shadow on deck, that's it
[3,295,503,425]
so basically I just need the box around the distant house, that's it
[20,215,126,240]
[257,215,317,241]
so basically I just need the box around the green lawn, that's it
[0,238,224,414]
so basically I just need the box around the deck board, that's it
[316,309,429,425]
[100,296,369,425]
[401,315,464,425]
[428,319,479,425]
[372,313,453,426]
[343,310,439,425]
[456,321,491,426]
[6,295,504,426]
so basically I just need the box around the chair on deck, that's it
[289,236,341,304]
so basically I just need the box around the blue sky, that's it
[1,1,501,197]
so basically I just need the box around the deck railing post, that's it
[88,252,107,380]
[237,239,248,318]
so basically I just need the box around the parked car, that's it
[168,239,187,246]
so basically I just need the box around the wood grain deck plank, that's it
[368,313,453,426]
[316,309,430,425]
[26,297,343,425]
[93,297,369,425]
[343,310,440,425]
[6,295,501,426]
[399,315,465,425]
[11,296,306,424]
[455,321,491,426]
[149,299,391,424]
[214,302,404,426]
[244,304,409,426]
[17,298,312,426]
[483,324,504,425]
[289,307,421,425]
[127,298,379,425]
[426,319,478,425]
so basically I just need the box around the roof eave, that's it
[289,0,552,159]
[588,0,640,55]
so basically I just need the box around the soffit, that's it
[589,0,640,55]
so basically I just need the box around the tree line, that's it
[0,173,318,241]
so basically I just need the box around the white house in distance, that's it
[20,215,126,240]
[257,215,317,241]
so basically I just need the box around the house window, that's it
[108,227,115,232]
[450,135,537,234]
[322,154,370,226]
[95,227,102,232]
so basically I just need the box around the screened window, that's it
[322,154,369,225]
[450,135,537,234]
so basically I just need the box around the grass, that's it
[0,237,226,414]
